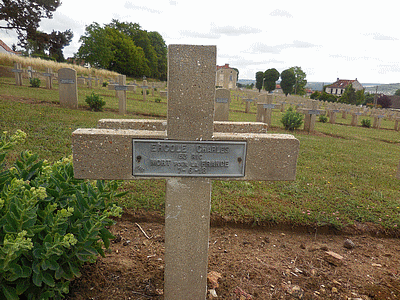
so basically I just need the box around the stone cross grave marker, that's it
[108,75,137,114]
[350,109,363,126]
[12,63,23,86]
[214,88,230,121]
[300,100,325,133]
[141,80,149,101]
[72,45,300,299]
[244,97,254,113]
[256,94,275,125]
[42,68,54,89]
[86,74,94,89]
[27,66,36,78]
[58,68,78,109]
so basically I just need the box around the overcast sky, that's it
[1,0,399,83]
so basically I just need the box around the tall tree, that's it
[77,22,151,77]
[290,66,307,95]
[339,84,357,105]
[0,0,61,46]
[77,23,114,69]
[264,68,280,93]
[255,71,264,92]
[148,31,167,81]
[280,69,296,96]
[48,29,73,62]
[110,20,159,78]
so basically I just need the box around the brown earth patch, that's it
[67,210,400,300]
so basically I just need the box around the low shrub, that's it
[102,82,108,87]
[319,114,328,123]
[85,92,106,111]
[361,119,371,128]
[155,98,161,103]
[29,78,41,88]
[281,107,304,131]
[0,130,123,299]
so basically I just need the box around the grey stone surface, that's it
[167,45,216,141]
[58,68,78,109]
[96,119,268,133]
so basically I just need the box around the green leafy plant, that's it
[155,98,161,103]
[281,107,304,131]
[85,92,106,111]
[319,114,328,123]
[0,130,123,300]
[102,81,108,87]
[29,78,41,88]
[361,119,371,128]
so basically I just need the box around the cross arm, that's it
[72,129,299,181]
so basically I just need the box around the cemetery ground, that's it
[1,66,400,299]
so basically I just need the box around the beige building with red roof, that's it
[216,64,238,89]
[325,78,363,96]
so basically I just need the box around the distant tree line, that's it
[76,20,167,80]
[255,67,307,96]
[0,0,73,62]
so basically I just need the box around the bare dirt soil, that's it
[67,210,400,300]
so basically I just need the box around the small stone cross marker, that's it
[42,68,54,89]
[72,45,299,299]
[12,63,23,86]
[108,75,136,114]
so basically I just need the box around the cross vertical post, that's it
[164,45,216,299]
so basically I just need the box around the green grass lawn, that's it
[1,74,400,230]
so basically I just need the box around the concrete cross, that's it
[72,44,300,299]
[141,80,149,101]
[27,66,37,79]
[86,74,94,89]
[256,94,276,125]
[108,75,135,114]
[42,68,54,89]
[298,100,325,133]
[12,63,23,86]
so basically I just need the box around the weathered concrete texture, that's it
[165,44,216,300]
[167,45,216,141]
[97,119,268,133]
[58,68,78,109]
[72,128,299,181]
[164,177,211,299]
[98,119,168,131]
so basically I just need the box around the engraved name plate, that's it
[115,86,128,91]
[263,104,276,109]
[60,79,75,84]
[132,140,247,177]
[215,98,229,103]
[308,109,322,115]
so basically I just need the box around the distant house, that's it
[0,39,21,55]
[216,64,238,89]
[325,78,363,96]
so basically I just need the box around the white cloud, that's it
[269,9,293,18]
[124,2,162,14]
[210,24,261,36]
